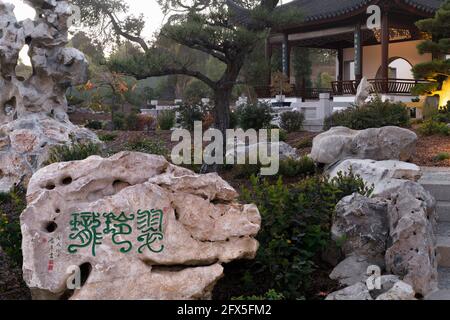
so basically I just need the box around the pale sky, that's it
[8,0,166,39]
[9,0,293,63]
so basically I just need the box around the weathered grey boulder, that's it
[21,152,261,300]
[227,141,299,162]
[381,181,438,296]
[311,126,417,165]
[330,254,379,287]
[332,193,389,258]
[328,160,421,197]
[325,282,373,300]
[328,159,438,297]
[376,281,416,300]
[0,0,99,192]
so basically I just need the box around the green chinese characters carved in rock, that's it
[68,209,165,256]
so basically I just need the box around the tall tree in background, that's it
[412,0,450,107]
[74,0,300,133]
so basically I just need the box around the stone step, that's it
[437,223,450,267]
[419,168,450,202]
[426,268,450,300]
[437,202,450,222]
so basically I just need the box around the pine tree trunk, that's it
[213,86,232,136]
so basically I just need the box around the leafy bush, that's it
[112,112,125,130]
[324,98,410,130]
[236,102,273,130]
[238,171,373,299]
[280,111,305,133]
[85,120,103,130]
[46,142,102,164]
[295,137,313,149]
[434,152,450,162]
[98,133,117,142]
[124,112,140,131]
[419,120,450,136]
[278,156,316,178]
[124,138,168,156]
[232,289,285,301]
[0,186,26,266]
[178,103,205,131]
[136,114,155,132]
[157,110,176,130]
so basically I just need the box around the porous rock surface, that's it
[0,0,99,192]
[310,126,417,165]
[20,152,261,300]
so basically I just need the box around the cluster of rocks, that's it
[311,126,438,300]
[20,152,261,300]
[0,0,99,192]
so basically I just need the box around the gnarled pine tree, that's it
[74,0,301,134]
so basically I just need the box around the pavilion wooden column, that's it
[337,48,344,94]
[282,33,290,79]
[381,9,390,93]
[354,22,363,84]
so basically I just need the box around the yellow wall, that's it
[342,40,432,79]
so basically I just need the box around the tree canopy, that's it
[413,0,450,104]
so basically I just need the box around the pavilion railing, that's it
[253,85,333,100]
[331,79,431,96]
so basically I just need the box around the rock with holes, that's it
[381,181,438,296]
[310,126,417,165]
[20,151,261,300]
[328,159,422,196]
[332,193,389,258]
[0,0,99,192]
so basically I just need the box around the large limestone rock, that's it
[20,152,261,300]
[376,281,416,300]
[332,193,389,258]
[329,254,377,287]
[325,282,373,300]
[328,159,438,296]
[381,182,438,296]
[0,0,99,192]
[328,159,421,196]
[310,126,417,165]
[355,77,372,106]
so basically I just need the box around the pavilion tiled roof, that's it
[279,0,443,22]
[228,0,444,27]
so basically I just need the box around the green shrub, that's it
[124,138,168,156]
[125,112,140,131]
[280,111,305,132]
[232,289,285,301]
[266,128,287,142]
[419,120,450,136]
[0,186,26,266]
[278,156,316,178]
[329,168,374,198]
[112,112,125,130]
[98,133,117,142]
[46,142,102,164]
[236,102,273,130]
[278,129,288,142]
[157,110,176,130]
[85,120,103,130]
[324,98,410,130]
[178,104,205,131]
[434,152,450,162]
[295,137,313,149]
[238,171,373,299]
